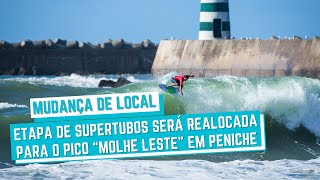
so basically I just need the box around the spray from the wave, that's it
[0,102,28,110]
[1,74,320,137]
[101,73,320,138]
[0,74,148,88]
[0,74,320,161]
[169,76,320,137]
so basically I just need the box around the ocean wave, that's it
[155,75,320,137]
[1,74,320,137]
[0,74,148,88]
[0,102,28,110]
[100,74,320,137]
[0,75,320,164]
[0,158,319,179]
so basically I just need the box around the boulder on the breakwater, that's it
[98,77,132,88]
[112,39,124,48]
[142,39,156,49]
[33,40,46,49]
[0,41,12,49]
[100,39,113,49]
[66,41,79,49]
[21,40,34,48]
[45,39,56,48]
[54,38,67,48]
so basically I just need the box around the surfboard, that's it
[159,84,178,94]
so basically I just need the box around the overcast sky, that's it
[0,0,319,43]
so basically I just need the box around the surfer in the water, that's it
[167,75,194,95]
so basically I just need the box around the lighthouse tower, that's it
[199,0,231,40]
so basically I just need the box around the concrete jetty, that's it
[152,37,320,79]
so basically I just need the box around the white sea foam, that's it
[183,76,320,137]
[155,71,177,84]
[2,74,148,88]
[0,102,28,110]
[2,73,320,137]
[0,158,319,179]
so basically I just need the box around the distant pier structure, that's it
[199,0,231,40]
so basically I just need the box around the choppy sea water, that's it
[0,73,319,179]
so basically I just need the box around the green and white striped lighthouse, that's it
[199,0,231,40]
